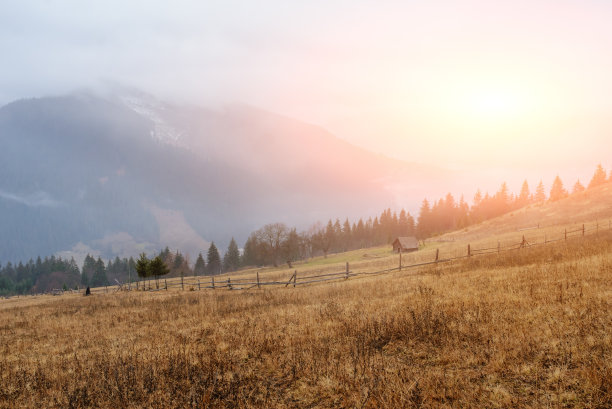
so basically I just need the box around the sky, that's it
[2,0,612,191]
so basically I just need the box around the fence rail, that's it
[82,220,609,296]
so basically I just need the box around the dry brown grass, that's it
[1,228,611,408]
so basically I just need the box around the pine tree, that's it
[223,238,241,273]
[517,180,530,207]
[333,219,342,246]
[588,164,607,189]
[90,257,109,287]
[149,255,170,285]
[572,179,585,194]
[355,219,365,248]
[398,209,411,236]
[194,253,206,276]
[136,253,150,279]
[535,180,546,202]
[241,235,259,267]
[416,199,431,238]
[342,219,352,251]
[173,251,185,275]
[206,242,221,275]
[81,254,96,286]
[495,182,510,215]
[159,246,171,262]
[457,196,470,228]
[473,190,483,207]
[549,175,568,202]
[322,220,335,257]
[127,257,136,282]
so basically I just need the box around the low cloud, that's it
[0,189,64,207]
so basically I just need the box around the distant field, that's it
[1,189,612,408]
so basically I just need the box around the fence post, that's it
[294,271,297,288]
[165,279,167,290]
[545,234,547,244]
[435,248,439,262]
[582,224,585,237]
[136,280,139,290]
[257,271,260,289]
[198,280,201,291]
[286,271,296,288]
[565,229,567,241]
[345,262,349,279]
[181,275,184,291]
[212,276,215,290]
[228,277,232,290]
[468,244,471,257]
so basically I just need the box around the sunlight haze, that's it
[2,0,611,180]
[3,3,612,405]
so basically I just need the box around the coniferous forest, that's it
[1,164,610,296]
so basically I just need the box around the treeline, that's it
[242,208,416,267]
[241,164,612,268]
[0,256,80,296]
[1,164,610,295]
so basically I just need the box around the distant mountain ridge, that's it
[0,88,449,263]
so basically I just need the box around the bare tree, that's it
[256,223,288,267]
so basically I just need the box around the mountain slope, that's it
[438,182,612,245]
[0,90,449,263]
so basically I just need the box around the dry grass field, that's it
[2,187,612,408]
[1,229,611,408]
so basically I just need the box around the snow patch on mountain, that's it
[119,95,187,148]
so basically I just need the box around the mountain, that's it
[0,88,449,264]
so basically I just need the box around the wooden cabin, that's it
[392,236,419,253]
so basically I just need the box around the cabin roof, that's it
[392,236,418,249]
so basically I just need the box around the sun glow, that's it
[444,76,537,126]
[464,88,523,120]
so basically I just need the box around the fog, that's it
[2,0,612,188]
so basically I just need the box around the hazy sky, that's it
[2,0,612,185]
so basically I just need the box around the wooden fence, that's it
[88,220,609,295]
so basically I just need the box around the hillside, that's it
[436,182,612,245]
[1,190,611,408]
[0,89,450,263]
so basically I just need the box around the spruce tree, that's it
[149,255,170,285]
[135,253,150,279]
[573,179,585,193]
[517,180,530,207]
[416,199,431,238]
[549,175,568,202]
[588,164,607,189]
[206,242,221,275]
[90,257,109,287]
[222,238,241,273]
[81,254,96,286]
[535,181,546,202]
[173,251,184,275]
[241,235,259,267]
[342,218,352,250]
[194,253,206,276]
[322,220,335,257]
